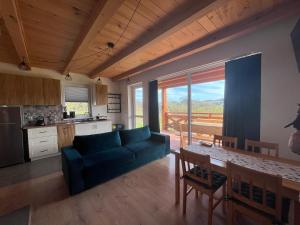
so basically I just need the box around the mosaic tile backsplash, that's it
[23,105,63,126]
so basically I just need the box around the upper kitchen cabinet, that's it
[0,74,61,106]
[43,78,61,105]
[24,77,44,105]
[95,84,108,105]
[0,74,26,105]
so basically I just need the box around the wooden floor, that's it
[0,155,61,188]
[0,155,261,225]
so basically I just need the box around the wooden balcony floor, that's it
[161,130,216,150]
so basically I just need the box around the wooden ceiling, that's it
[0,0,299,80]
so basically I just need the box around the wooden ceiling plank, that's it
[1,0,30,66]
[62,0,124,74]
[112,0,300,81]
[89,0,226,78]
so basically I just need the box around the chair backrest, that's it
[180,148,212,187]
[245,139,279,157]
[213,135,238,149]
[227,161,282,221]
[179,124,188,149]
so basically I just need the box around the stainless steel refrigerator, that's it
[0,106,24,167]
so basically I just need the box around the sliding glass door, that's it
[159,66,225,149]
[191,79,224,144]
[159,76,189,150]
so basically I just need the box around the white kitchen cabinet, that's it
[27,126,59,160]
[75,120,112,136]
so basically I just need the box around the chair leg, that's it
[208,195,213,225]
[222,185,226,214]
[227,201,234,225]
[182,180,187,215]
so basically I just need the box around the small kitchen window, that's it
[64,86,91,118]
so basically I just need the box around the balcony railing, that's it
[162,112,223,131]
[161,112,223,147]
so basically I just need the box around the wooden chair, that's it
[226,161,284,225]
[213,135,238,149]
[180,148,226,225]
[179,124,188,149]
[245,139,279,157]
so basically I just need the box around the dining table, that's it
[171,144,300,224]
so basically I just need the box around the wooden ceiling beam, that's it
[1,0,30,67]
[89,0,226,78]
[62,0,124,75]
[113,0,300,81]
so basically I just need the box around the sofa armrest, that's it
[151,132,170,154]
[61,147,85,195]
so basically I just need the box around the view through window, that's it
[190,80,224,145]
[159,68,225,150]
[133,87,143,128]
[64,86,90,117]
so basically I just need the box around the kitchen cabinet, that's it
[43,78,61,105]
[26,127,59,160]
[75,121,112,136]
[95,84,108,105]
[23,121,111,161]
[0,74,25,105]
[57,124,75,149]
[0,73,61,105]
[24,77,44,105]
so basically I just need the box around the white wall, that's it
[120,15,300,160]
[0,62,122,124]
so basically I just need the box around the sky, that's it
[166,80,225,102]
[134,80,225,102]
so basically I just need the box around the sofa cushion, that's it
[83,147,135,168]
[125,140,165,158]
[73,131,121,155]
[119,126,151,145]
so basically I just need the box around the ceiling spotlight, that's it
[107,42,115,49]
[65,73,72,81]
[97,77,102,84]
[18,57,30,71]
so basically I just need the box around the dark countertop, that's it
[22,119,110,129]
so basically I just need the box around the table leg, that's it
[294,200,300,225]
[175,153,180,205]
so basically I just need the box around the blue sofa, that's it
[62,126,170,195]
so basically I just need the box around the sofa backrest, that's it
[73,131,122,155]
[119,126,151,145]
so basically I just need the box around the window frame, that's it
[63,84,92,119]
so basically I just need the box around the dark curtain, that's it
[223,54,261,149]
[148,80,160,132]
